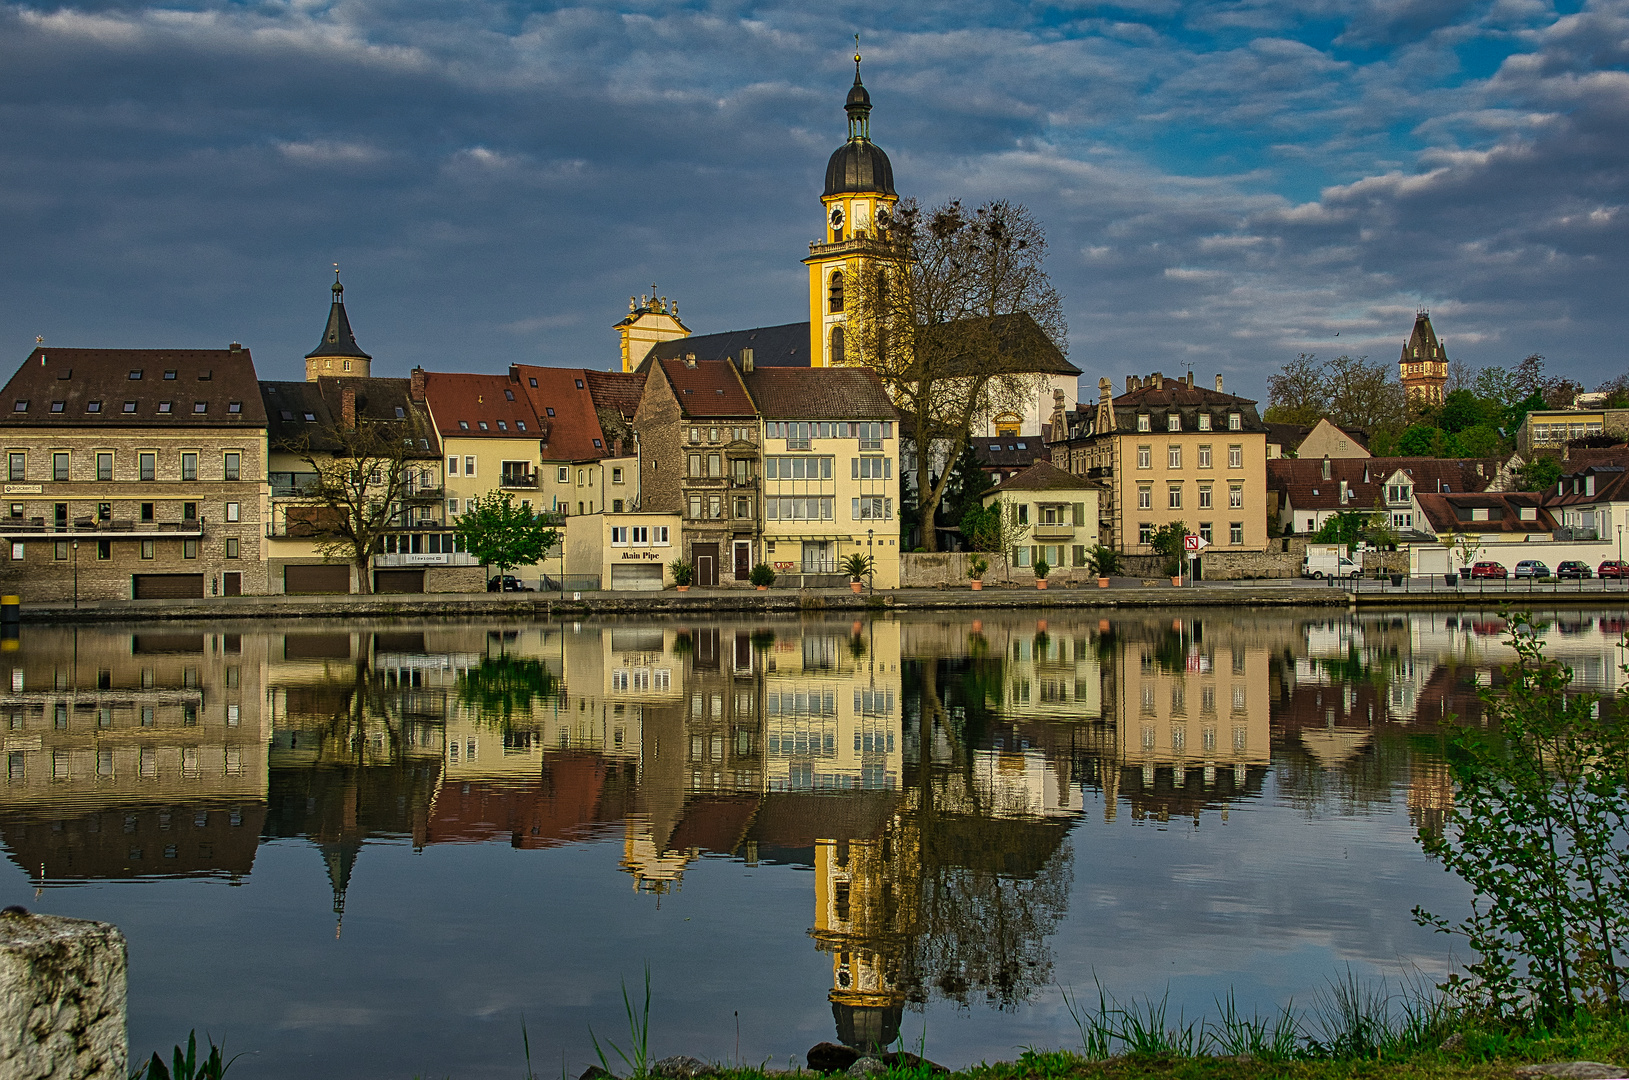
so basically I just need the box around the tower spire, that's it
[305,267,373,380]
[846,38,872,142]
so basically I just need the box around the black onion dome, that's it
[846,79,871,109]
[824,140,895,196]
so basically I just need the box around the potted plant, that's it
[1034,558,1050,590]
[749,562,776,591]
[1087,544,1120,589]
[668,558,693,592]
[841,552,873,594]
[967,554,989,591]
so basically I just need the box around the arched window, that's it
[829,271,844,314]
[831,325,846,366]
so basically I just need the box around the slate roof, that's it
[1111,376,1264,431]
[1544,464,1629,508]
[0,347,268,429]
[647,323,811,368]
[982,460,1101,497]
[1270,456,1500,512]
[657,358,755,418]
[741,366,895,420]
[1414,491,1554,535]
[306,281,371,360]
[261,377,438,455]
[510,365,609,460]
[422,371,543,439]
[922,312,1081,377]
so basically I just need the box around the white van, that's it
[1302,544,1361,579]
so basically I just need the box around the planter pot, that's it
[1097,577,1109,588]
[970,580,983,591]
[1171,576,1183,587]
[1036,580,1048,590]
[676,585,690,592]
[1444,574,1458,587]
[1390,574,1404,587]
[756,585,767,591]
[850,581,863,594]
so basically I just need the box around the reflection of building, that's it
[0,626,271,881]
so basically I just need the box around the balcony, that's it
[403,484,444,501]
[270,472,320,498]
[374,551,480,568]
[500,473,539,489]
[0,518,203,540]
[1032,523,1075,541]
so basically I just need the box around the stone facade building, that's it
[0,346,268,602]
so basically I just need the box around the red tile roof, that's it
[1270,456,1499,511]
[510,365,609,460]
[422,370,543,441]
[1415,492,1554,535]
[582,369,647,421]
[657,357,754,418]
[742,366,896,420]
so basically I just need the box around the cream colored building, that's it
[562,512,681,591]
[980,460,1104,577]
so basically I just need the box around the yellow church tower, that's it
[615,290,689,373]
[804,51,899,368]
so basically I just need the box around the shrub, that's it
[968,554,989,580]
[749,562,776,588]
[668,559,693,587]
[1034,558,1050,580]
[1087,544,1121,577]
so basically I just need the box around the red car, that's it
[1469,561,1508,579]
[1598,561,1629,579]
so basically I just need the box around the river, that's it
[0,607,1622,1078]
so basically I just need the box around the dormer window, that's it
[302,412,316,422]
[504,389,515,401]
[546,408,555,417]
[1198,414,1211,431]
[1228,413,1241,430]
[575,379,585,390]
[459,421,469,430]
[280,410,294,421]
[1167,414,1180,432]
[517,421,527,431]
[529,378,538,388]
[227,401,242,414]
[86,401,102,413]
[395,407,405,418]
[163,371,177,380]
[123,401,137,413]
[478,421,489,431]
[50,402,64,413]
[1137,414,1151,432]
[593,439,603,449]
[497,421,507,431]
[128,370,143,380]
[157,402,172,414]
[198,371,212,381]
[193,402,207,413]
[12,401,26,412]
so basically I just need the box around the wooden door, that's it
[733,541,751,580]
[222,572,242,596]
[693,544,718,587]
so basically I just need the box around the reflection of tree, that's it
[456,654,557,725]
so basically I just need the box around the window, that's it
[6,454,22,481]
[224,452,240,481]
[52,452,69,481]
[1387,484,1411,503]
[141,502,153,522]
[86,400,102,413]
[654,526,669,545]
[1168,445,1181,468]
[1228,413,1241,431]
[193,402,207,414]
[612,467,623,484]
[504,389,515,401]
[1393,512,1412,529]
[829,270,844,313]
[611,527,628,546]
[477,421,488,431]
[631,526,648,544]
[1016,503,1029,524]
[459,421,469,430]
[181,453,197,481]
[447,498,459,515]
[49,402,64,413]
[1137,414,1150,432]
[1137,445,1151,469]
[687,453,702,477]
[139,453,155,481]
[1198,485,1212,508]
[707,453,721,478]
[464,457,475,476]
[12,401,25,412]
[1198,444,1212,468]
[850,496,892,520]
[182,539,198,559]
[1167,414,1180,432]
[852,457,890,479]
[157,402,171,414]
[183,501,197,521]
[1229,484,1243,509]
[141,540,154,559]
[1198,414,1211,431]
[445,456,459,476]
[123,401,136,413]
[1138,523,1153,545]
[1224,444,1241,469]
[55,542,68,560]
[96,453,112,480]
[225,502,240,522]
[1138,486,1152,510]
[228,401,242,414]
[557,466,568,483]
[225,538,239,558]
[1168,485,1182,509]
[1230,521,1244,544]
[1199,522,1212,543]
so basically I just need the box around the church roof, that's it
[648,323,811,368]
[825,141,895,197]
[306,278,372,360]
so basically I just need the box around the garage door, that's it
[610,564,664,591]
[374,569,425,594]
[132,574,204,600]
[284,564,351,594]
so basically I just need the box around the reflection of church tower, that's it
[811,821,920,1052]
[1399,311,1449,406]
[305,270,373,381]
[805,52,899,369]
[321,835,359,938]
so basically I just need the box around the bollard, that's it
[0,908,127,1079]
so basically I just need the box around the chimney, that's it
[410,367,426,402]
[612,438,622,457]
[1126,375,1135,393]
[1186,372,1194,388]
[1321,456,1331,481]
[1153,371,1163,390]
[684,354,696,368]
[228,342,242,353]
[341,387,356,431]
[741,348,754,373]
[1215,374,1224,393]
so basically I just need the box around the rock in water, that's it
[808,1043,860,1072]
[1514,1064,1626,1079]
[847,1056,885,1077]
[579,1067,614,1080]
[652,1055,716,1079]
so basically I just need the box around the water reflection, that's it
[0,608,1624,1072]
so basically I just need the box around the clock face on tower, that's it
[829,207,845,230]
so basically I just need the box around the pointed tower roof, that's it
[824,49,895,197]
[1402,310,1444,361]
[306,271,372,361]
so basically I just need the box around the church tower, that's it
[615,291,689,373]
[1399,311,1449,406]
[804,51,899,368]
[304,269,372,381]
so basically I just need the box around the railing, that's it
[0,520,204,538]
[1032,523,1075,541]
[500,474,539,489]
[374,551,480,568]
[403,484,444,501]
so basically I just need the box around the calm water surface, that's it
[2,608,1624,1078]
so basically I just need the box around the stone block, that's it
[0,908,127,1080]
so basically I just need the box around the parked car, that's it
[1514,560,1551,579]
[1556,560,1593,579]
[487,575,534,592]
[1301,548,1361,579]
[1469,561,1508,579]
[1598,560,1629,579]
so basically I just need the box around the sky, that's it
[0,0,1625,399]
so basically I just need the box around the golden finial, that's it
[854,33,861,70]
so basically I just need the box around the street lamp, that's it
[866,528,874,595]
[71,540,79,609]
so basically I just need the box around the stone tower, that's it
[304,270,372,381]
[1399,311,1448,406]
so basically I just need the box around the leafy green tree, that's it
[1150,521,1187,574]
[291,423,419,595]
[1597,373,1629,408]
[1414,615,1629,1019]
[1438,388,1500,434]
[1311,510,1366,553]
[1396,424,1447,457]
[1449,423,1504,457]
[454,492,560,577]
[1265,352,1329,426]
[1514,455,1563,492]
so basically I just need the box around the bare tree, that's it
[1265,353,1329,426]
[847,199,1064,551]
[287,425,416,595]
[1447,358,1476,395]
[1325,354,1409,432]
